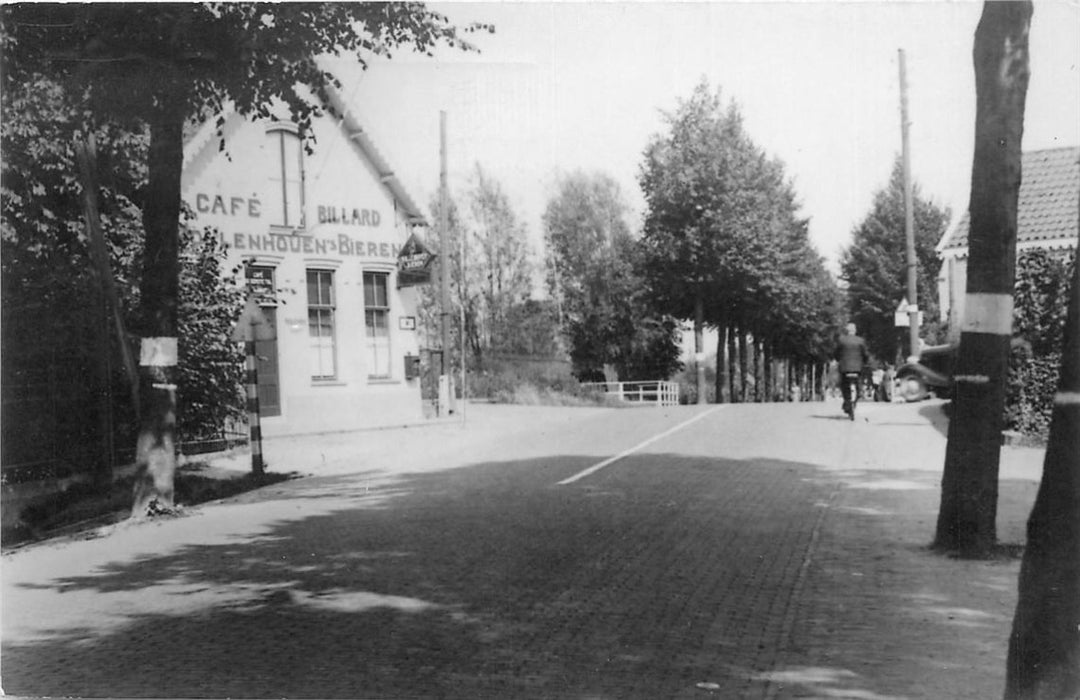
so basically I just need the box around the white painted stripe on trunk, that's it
[1054,391,1080,406]
[557,407,720,485]
[961,293,1014,335]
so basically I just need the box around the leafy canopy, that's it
[1,3,492,140]
[839,157,950,363]
[544,171,682,381]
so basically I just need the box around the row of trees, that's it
[420,80,964,407]
[638,81,843,402]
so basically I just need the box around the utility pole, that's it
[899,48,920,360]
[439,110,456,415]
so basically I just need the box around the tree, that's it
[544,171,681,382]
[544,172,630,328]
[421,165,538,372]
[1,71,257,481]
[840,157,950,363]
[2,3,489,516]
[1005,231,1080,698]
[175,224,246,444]
[934,0,1032,556]
[639,81,771,401]
[639,79,836,401]
[467,165,534,359]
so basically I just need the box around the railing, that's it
[581,381,681,407]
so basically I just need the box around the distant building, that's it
[182,89,435,437]
[936,145,1079,339]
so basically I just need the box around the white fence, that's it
[581,380,681,407]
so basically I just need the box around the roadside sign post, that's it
[232,297,275,475]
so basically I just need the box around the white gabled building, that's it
[182,91,436,437]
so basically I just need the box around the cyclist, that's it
[834,322,869,419]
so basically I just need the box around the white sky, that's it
[329,1,1080,271]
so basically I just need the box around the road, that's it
[0,399,1042,699]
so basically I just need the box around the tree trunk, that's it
[738,328,749,403]
[716,315,730,404]
[763,341,773,402]
[755,337,764,402]
[935,0,1031,555]
[1004,157,1080,700]
[694,292,707,404]
[131,84,187,518]
[75,138,118,489]
[727,322,738,403]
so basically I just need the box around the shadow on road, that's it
[918,401,951,437]
[2,449,1030,699]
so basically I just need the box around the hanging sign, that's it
[396,232,436,287]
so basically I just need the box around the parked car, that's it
[895,343,957,402]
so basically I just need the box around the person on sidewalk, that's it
[834,322,869,417]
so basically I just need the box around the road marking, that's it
[557,407,721,485]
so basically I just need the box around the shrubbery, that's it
[1005,348,1060,439]
[1003,249,1074,441]
[465,356,612,406]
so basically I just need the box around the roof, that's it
[322,86,427,227]
[181,84,428,228]
[937,145,1079,256]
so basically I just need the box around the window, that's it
[307,269,336,380]
[364,271,391,378]
[267,127,305,228]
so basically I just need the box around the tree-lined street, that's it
[2,400,1043,698]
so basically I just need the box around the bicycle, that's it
[842,372,861,420]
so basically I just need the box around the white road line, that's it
[557,407,721,485]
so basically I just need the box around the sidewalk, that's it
[0,399,1047,699]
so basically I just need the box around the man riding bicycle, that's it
[834,322,869,419]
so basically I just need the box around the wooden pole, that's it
[439,111,456,415]
[899,49,920,360]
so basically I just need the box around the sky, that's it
[328,1,1080,272]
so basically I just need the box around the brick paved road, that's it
[1,401,1040,699]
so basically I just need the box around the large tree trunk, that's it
[934,0,1031,555]
[131,83,187,518]
[1004,170,1080,700]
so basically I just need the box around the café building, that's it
[181,92,435,437]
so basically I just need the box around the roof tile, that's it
[938,146,1080,253]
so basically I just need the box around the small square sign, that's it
[399,316,417,330]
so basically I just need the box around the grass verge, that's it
[3,465,296,550]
